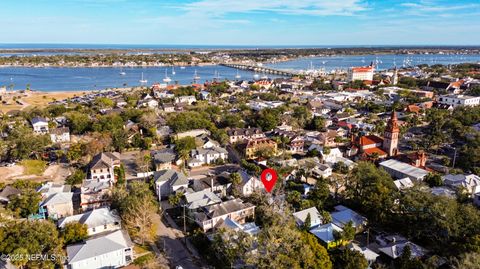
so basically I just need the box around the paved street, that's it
[153,213,204,269]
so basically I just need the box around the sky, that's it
[0,0,479,46]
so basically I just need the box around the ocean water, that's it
[0,53,479,91]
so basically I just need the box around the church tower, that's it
[392,67,398,85]
[383,111,400,156]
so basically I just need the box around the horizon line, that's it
[1,43,480,47]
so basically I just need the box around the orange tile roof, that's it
[351,66,374,72]
[363,147,387,156]
[406,105,421,113]
[359,135,383,146]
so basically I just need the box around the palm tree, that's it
[179,149,190,171]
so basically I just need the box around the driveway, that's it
[120,150,141,179]
[153,213,205,269]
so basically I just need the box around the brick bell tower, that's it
[383,111,400,156]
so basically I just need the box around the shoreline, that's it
[1,51,480,68]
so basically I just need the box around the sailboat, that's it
[235,70,241,79]
[171,67,176,75]
[119,68,126,76]
[193,70,200,80]
[214,70,221,80]
[139,72,147,84]
[163,69,172,83]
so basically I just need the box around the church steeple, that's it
[383,111,399,156]
[392,67,398,85]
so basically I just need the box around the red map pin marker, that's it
[260,168,278,193]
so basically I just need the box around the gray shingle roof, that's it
[197,198,254,220]
[89,152,120,170]
[154,169,188,187]
[152,148,176,164]
[0,186,21,202]
[31,117,48,125]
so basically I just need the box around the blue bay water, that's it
[267,54,480,72]
[0,66,273,91]
[0,53,479,91]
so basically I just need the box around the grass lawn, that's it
[20,160,47,176]
[133,244,152,255]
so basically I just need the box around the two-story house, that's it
[31,117,49,134]
[188,147,228,168]
[66,230,133,269]
[154,169,189,199]
[194,198,255,232]
[227,127,265,144]
[50,127,70,143]
[88,152,121,182]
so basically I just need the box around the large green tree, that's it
[345,162,396,223]
[0,220,64,268]
[62,221,88,244]
[111,181,158,245]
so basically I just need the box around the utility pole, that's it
[183,204,186,234]
[366,228,370,247]
[452,147,457,168]
[183,204,187,245]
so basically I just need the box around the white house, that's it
[39,192,74,219]
[88,152,121,182]
[175,95,197,105]
[239,170,263,196]
[31,117,49,134]
[58,207,121,236]
[393,177,414,190]
[137,94,159,108]
[437,94,480,108]
[227,127,265,144]
[442,174,480,195]
[312,163,333,178]
[66,230,133,269]
[378,240,426,260]
[293,207,323,228]
[320,147,343,164]
[309,223,343,245]
[154,169,189,199]
[188,147,228,168]
[349,243,379,267]
[50,127,70,143]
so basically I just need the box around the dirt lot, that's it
[0,91,86,113]
[0,163,72,184]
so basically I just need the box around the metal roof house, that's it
[379,159,428,181]
[66,230,133,269]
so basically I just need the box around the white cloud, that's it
[178,0,367,17]
[400,1,479,12]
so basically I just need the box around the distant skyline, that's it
[1,0,479,45]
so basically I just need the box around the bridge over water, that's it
[220,63,298,77]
